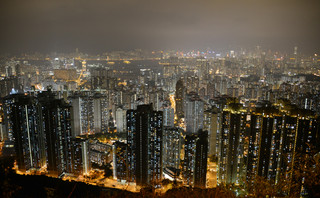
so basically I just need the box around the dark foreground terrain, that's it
[0,156,234,198]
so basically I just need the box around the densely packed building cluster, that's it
[0,47,319,195]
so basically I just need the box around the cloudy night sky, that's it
[1,0,319,54]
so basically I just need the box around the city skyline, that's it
[0,0,320,197]
[0,46,319,196]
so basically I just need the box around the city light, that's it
[0,0,319,196]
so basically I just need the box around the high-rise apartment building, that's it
[246,104,320,189]
[183,130,208,188]
[7,91,75,176]
[9,94,46,171]
[70,91,108,136]
[162,106,174,127]
[217,101,247,185]
[184,92,204,134]
[126,104,163,187]
[113,141,128,182]
[217,99,320,197]
[175,78,185,120]
[203,108,220,156]
[163,127,182,177]
[38,91,73,176]
[72,137,90,175]
[116,107,127,133]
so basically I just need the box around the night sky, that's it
[1,0,319,54]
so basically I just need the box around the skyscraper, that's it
[246,105,319,188]
[175,78,185,120]
[194,130,209,188]
[2,94,18,142]
[227,100,320,196]
[72,137,90,175]
[163,127,182,179]
[162,106,174,127]
[183,130,208,188]
[126,104,163,187]
[184,92,204,134]
[126,109,136,182]
[38,90,73,176]
[93,93,109,133]
[113,141,128,182]
[217,101,246,185]
[70,91,108,136]
[7,91,75,176]
[203,108,220,156]
[116,107,127,133]
[9,94,46,171]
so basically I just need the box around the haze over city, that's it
[1,0,320,54]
